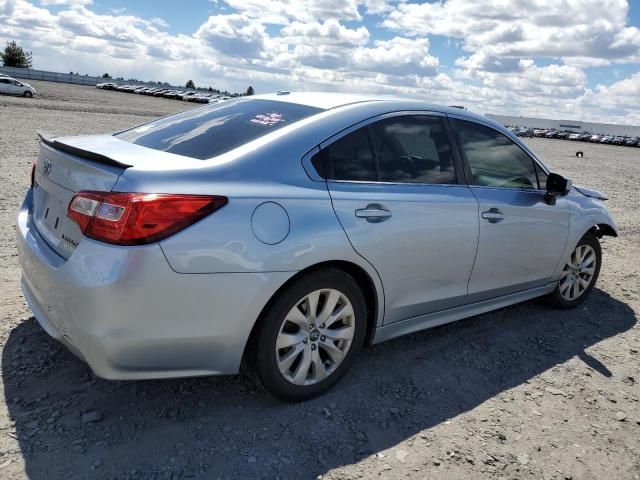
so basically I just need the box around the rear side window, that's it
[115,99,323,160]
[452,119,541,190]
[324,128,377,182]
[369,115,456,184]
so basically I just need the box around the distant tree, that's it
[1,41,33,68]
[102,73,111,78]
[185,79,196,89]
[245,86,255,96]
[208,86,213,92]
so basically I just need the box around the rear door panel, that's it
[328,182,479,323]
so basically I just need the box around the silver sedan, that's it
[17,93,617,401]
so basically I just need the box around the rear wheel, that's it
[23,91,33,98]
[247,268,367,401]
[547,233,601,308]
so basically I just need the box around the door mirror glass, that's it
[546,172,572,196]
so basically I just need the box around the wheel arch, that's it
[587,223,618,238]
[241,260,381,367]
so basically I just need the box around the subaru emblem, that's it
[42,158,52,176]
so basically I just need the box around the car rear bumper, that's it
[16,189,294,380]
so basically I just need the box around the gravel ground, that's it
[0,81,638,480]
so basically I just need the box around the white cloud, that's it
[456,53,532,74]
[196,14,267,58]
[382,0,640,65]
[352,37,439,76]
[362,0,392,15]
[39,0,91,5]
[0,0,639,125]
[221,0,362,24]
[579,72,640,124]
[280,19,369,46]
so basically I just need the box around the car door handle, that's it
[355,205,392,222]
[481,208,505,223]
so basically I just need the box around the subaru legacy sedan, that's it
[17,93,617,401]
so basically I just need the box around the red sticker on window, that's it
[250,112,285,126]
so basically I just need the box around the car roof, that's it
[253,91,493,125]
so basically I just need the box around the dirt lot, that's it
[0,81,639,480]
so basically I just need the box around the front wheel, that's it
[23,91,33,98]
[547,233,601,308]
[246,268,367,401]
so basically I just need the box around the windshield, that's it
[115,98,324,160]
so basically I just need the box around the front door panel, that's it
[467,187,569,300]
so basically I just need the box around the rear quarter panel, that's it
[157,180,369,274]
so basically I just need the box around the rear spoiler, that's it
[37,132,133,168]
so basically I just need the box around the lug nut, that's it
[303,338,308,344]
[311,344,316,350]
[320,323,325,329]
[321,335,326,341]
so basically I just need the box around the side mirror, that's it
[545,173,572,205]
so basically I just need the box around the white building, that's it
[486,114,640,137]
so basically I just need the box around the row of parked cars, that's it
[95,82,231,104]
[507,126,640,147]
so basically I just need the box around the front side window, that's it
[534,162,548,190]
[369,115,456,184]
[116,98,323,160]
[452,119,541,189]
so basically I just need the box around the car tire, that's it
[546,233,601,309]
[23,91,33,98]
[245,268,367,402]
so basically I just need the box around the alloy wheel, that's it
[275,289,355,386]
[559,244,597,301]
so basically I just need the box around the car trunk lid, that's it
[33,138,126,259]
[32,134,203,259]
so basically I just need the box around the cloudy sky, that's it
[1,0,639,124]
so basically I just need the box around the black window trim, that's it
[301,146,323,181]
[302,110,465,186]
[447,113,550,192]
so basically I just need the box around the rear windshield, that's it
[115,98,323,160]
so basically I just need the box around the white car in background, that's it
[0,76,36,97]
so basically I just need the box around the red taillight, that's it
[67,191,227,246]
